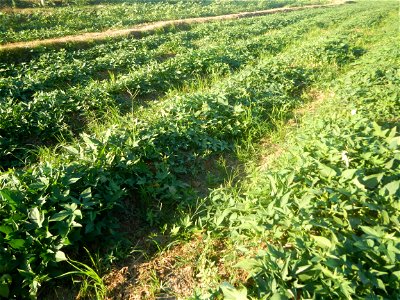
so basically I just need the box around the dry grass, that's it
[104,236,203,300]
[103,234,257,299]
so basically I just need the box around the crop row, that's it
[0,4,381,169]
[0,7,326,98]
[2,3,388,102]
[204,33,400,299]
[0,0,327,44]
[0,2,395,297]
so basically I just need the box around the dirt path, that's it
[0,2,345,52]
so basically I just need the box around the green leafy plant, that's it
[0,1,398,298]
[197,27,399,299]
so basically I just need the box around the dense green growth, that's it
[0,0,398,298]
[1,5,362,169]
[199,38,400,299]
[0,0,328,44]
[1,0,327,9]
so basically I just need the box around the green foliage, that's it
[0,0,326,44]
[0,0,398,298]
[0,5,352,168]
[199,26,399,299]
[236,118,400,298]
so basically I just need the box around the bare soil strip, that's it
[0,2,345,51]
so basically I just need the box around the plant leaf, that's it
[311,235,332,249]
[28,207,44,228]
[270,292,289,300]
[55,251,67,262]
[220,282,247,300]
[8,239,25,249]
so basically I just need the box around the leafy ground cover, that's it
[187,37,399,299]
[111,5,399,298]
[1,0,327,9]
[0,0,398,298]
[1,4,364,169]
[0,0,329,44]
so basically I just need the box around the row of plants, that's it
[191,18,400,300]
[1,4,364,169]
[2,1,386,105]
[2,0,330,9]
[0,0,329,44]
[0,6,326,98]
[0,2,395,297]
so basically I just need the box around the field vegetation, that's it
[0,0,328,44]
[0,0,398,299]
